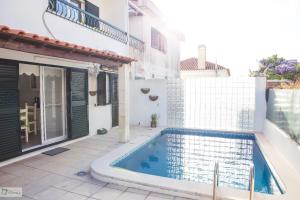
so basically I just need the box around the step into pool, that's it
[113,128,283,195]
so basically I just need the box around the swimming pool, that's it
[113,128,283,195]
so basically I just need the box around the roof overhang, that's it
[0,25,135,67]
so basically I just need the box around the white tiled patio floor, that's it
[0,127,196,200]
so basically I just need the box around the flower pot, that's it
[149,95,158,101]
[151,121,157,128]
[141,88,150,94]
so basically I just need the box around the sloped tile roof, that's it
[180,57,228,71]
[0,25,135,64]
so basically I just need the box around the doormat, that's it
[42,147,70,156]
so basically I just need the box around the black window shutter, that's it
[67,69,89,139]
[110,73,119,127]
[85,1,100,28]
[0,60,21,161]
[97,72,106,106]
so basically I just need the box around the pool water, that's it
[113,128,283,195]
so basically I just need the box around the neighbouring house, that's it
[180,45,230,78]
[129,0,184,79]
[0,0,182,162]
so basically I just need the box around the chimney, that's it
[198,45,206,69]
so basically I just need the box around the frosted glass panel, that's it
[44,67,64,140]
[267,89,300,143]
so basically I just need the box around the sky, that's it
[152,0,300,76]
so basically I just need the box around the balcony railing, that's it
[129,35,145,52]
[47,0,128,44]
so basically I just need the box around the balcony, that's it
[129,35,144,52]
[47,0,128,44]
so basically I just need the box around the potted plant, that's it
[151,114,157,128]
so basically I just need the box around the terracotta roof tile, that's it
[0,25,135,64]
[180,57,229,71]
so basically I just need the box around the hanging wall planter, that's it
[149,95,159,101]
[141,88,150,94]
[89,91,97,96]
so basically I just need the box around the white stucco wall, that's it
[254,77,267,132]
[264,120,300,173]
[88,74,112,135]
[0,0,128,56]
[180,70,230,78]
[130,79,167,127]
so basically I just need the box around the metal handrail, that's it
[249,163,255,200]
[129,35,145,52]
[47,0,128,44]
[212,161,219,200]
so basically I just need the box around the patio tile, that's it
[105,183,127,191]
[174,197,193,200]
[38,174,69,186]
[0,172,18,184]
[23,181,52,198]
[33,187,67,200]
[72,182,103,197]
[23,174,69,197]
[84,176,107,186]
[21,157,56,168]
[3,196,34,200]
[147,192,175,200]
[6,164,51,180]
[91,186,124,200]
[1,175,34,187]
[53,177,83,191]
[0,163,47,178]
[116,191,148,200]
[60,192,88,200]
[126,187,150,195]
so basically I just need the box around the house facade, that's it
[128,0,183,79]
[0,0,181,162]
[180,45,230,78]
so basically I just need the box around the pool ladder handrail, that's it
[212,162,254,200]
[249,163,255,200]
[212,161,219,200]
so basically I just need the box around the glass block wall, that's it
[167,79,184,127]
[167,78,256,131]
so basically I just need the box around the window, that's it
[97,72,111,105]
[85,1,100,28]
[151,28,167,53]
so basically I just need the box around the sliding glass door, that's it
[41,66,66,144]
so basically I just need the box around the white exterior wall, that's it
[180,70,230,78]
[88,73,112,135]
[130,80,167,127]
[0,0,129,56]
[264,120,300,173]
[129,7,181,80]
